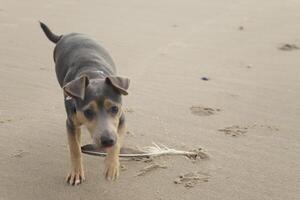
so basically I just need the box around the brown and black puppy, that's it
[40,22,129,185]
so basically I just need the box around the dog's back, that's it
[54,33,116,86]
[40,22,116,87]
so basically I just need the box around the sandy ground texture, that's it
[1,0,300,200]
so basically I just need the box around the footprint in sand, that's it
[174,172,210,188]
[278,43,300,51]
[11,150,28,158]
[218,125,248,137]
[0,119,12,124]
[136,163,167,176]
[190,106,221,116]
[219,124,279,137]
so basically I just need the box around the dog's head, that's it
[63,75,130,148]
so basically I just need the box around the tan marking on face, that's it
[78,100,98,121]
[85,101,98,112]
[103,98,121,111]
[75,100,98,136]
[103,98,113,110]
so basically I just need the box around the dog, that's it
[40,22,130,185]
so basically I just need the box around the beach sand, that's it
[0,0,300,199]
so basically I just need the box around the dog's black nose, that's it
[100,132,115,147]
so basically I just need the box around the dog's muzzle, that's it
[100,130,116,147]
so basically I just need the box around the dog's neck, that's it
[92,70,106,77]
[79,69,108,80]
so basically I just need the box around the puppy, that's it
[40,22,129,185]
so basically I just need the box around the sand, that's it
[0,0,300,199]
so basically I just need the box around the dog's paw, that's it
[66,168,85,186]
[104,160,120,181]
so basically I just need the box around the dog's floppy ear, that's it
[105,76,130,95]
[63,75,89,100]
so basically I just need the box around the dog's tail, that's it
[39,21,62,43]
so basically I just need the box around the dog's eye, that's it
[110,106,119,114]
[83,109,95,119]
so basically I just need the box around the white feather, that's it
[82,143,208,159]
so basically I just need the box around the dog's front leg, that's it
[66,119,85,185]
[104,141,121,181]
[104,115,126,180]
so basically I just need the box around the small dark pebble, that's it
[238,26,244,30]
[201,77,210,81]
